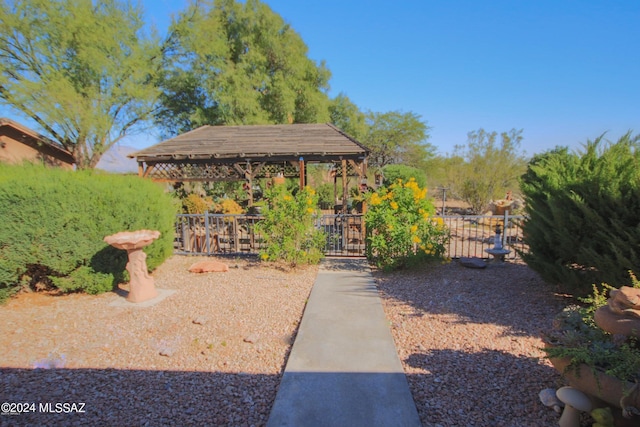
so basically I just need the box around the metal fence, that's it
[173,212,527,260]
[174,213,264,255]
[441,212,527,260]
[314,214,366,257]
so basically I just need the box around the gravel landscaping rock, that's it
[0,256,317,427]
[375,259,569,427]
[1,255,574,426]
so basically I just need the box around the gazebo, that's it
[129,123,370,212]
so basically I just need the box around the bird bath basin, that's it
[104,230,160,303]
[485,224,511,264]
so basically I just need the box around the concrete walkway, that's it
[267,258,421,427]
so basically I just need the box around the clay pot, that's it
[272,176,285,185]
[595,305,640,338]
[548,354,640,409]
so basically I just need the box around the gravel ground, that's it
[0,256,317,427]
[374,260,569,427]
[1,255,571,427]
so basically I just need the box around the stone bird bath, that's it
[104,230,160,303]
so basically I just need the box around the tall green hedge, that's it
[0,164,178,301]
[520,133,640,292]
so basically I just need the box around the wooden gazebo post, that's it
[299,156,305,189]
[342,159,348,214]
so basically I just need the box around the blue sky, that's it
[141,0,639,156]
[3,0,639,157]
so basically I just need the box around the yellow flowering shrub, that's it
[213,198,244,214]
[255,185,324,266]
[365,177,449,270]
[183,193,213,214]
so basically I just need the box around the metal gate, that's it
[315,214,366,257]
[173,213,525,260]
[174,213,365,257]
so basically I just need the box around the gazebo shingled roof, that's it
[129,123,370,208]
[131,123,368,162]
[130,123,369,181]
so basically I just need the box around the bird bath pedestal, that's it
[485,224,510,265]
[104,230,160,303]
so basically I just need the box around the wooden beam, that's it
[342,159,348,214]
[299,157,305,189]
[142,164,155,179]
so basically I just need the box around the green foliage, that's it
[0,164,177,301]
[365,178,449,270]
[315,183,334,206]
[364,111,434,170]
[329,93,367,141]
[182,193,213,214]
[255,185,325,266]
[520,133,640,292]
[213,198,244,214]
[157,0,330,135]
[381,164,427,189]
[451,128,528,214]
[0,0,161,169]
[543,272,640,385]
[544,307,640,382]
[51,266,114,295]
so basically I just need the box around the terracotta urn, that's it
[272,175,286,185]
[594,286,640,337]
[548,354,640,411]
[104,230,160,303]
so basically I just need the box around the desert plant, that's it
[365,177,449,270]
[543,271,640,384]
[255,185,325,266]
[520,133,640,293]
[381,164,427,189]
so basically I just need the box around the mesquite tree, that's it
[0,0,162,169]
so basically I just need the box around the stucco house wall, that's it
[0,118,74,169]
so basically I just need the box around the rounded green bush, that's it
[0,163,178,300]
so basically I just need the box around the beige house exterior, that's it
[0,118,74,169]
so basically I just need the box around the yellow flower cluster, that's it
[431,217,445,227]
[418,242,435,255]
[403,177,428,202]
[370,192,382,206]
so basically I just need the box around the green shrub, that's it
[316,182,334,206]
[381,164,428,189]
[542,272,640,384]
[365,177,449,270]
[255,185,325,266]
[520,133,640,293]
[182,193,212,214]
[0,164,178,301]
